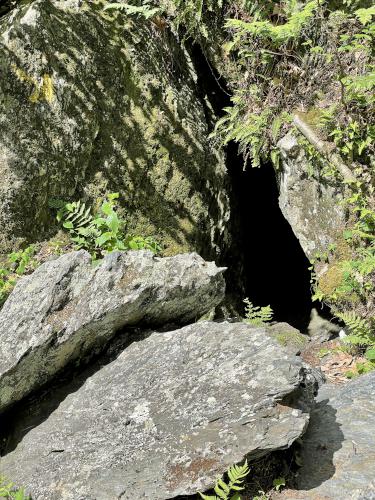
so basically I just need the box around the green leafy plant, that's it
[199,460,250,500]
[273,477,286,492]
[243,298,273,326]
[345,359,375,378]
[0,246,37,306]
[52,194,161,259]
[0,476,30,499]
[8,246,36,275]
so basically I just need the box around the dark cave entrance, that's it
[190,43,314,330]
[226,144,313,330]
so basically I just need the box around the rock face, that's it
[281,372,375,499]
[278,133,346,259]
[0,0,229,256]
[0,321,319,499]
[0,250,225,413]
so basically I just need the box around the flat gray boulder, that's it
[0,321,319,499]
[0,250,225,413]
[280,371,375,499]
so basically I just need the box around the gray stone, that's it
[0,321,320,500]
[352,483,375,500]
[278,133,346,259]
[286,372,375,499]
[0,250,225,413]
[307,308,341,343]
[0,0,229,257]
[267,322,309,356]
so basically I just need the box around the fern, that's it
[199,460,250,500]
[243,298,273,326]
[211,103,271,167]
[335,310,374,347]
[172,0,224,39]
[355,6,375,26]
[225,1,318,48]
[103,0,160,19]
[52,194,161,259]
[55,199,93,233]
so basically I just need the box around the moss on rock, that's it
[0,0,230,259]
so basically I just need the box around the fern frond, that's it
[199,460,250,500]
[225,1,318,47]
[104,1,160,19]
[243,298,273,326]
[336,310,374,346]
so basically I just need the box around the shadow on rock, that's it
[0,327,151,456]
[294,398,345,490]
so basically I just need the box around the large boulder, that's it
[280,371,375,499]
[0,250,225,413]
[0,321,319,499]
[278,133,346,259]
[0,0,229,256]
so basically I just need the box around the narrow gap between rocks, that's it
[191,44,314,331]
[228,146,314,331]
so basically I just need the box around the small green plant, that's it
[345,359,375,379]
[0,476,30,499]
[199,460,250,500]
[243,298,273,326]
[52,193,161,259]
[0,246,37,306]
[273,477,286,492]
[0,267,16,306]
[8,246,36,275]
[317,347,331,358]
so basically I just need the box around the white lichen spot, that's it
[248,379,259,389]
[129,401,150,424]
[20,6,40,27]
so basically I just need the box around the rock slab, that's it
[0,250,225,412]
[278,133,346,259]
[280,371,375,499]
[0,321,319,499]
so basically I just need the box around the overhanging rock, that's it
[0,250,225,413]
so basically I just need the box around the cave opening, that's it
[226,144,313,330]
[190,43,314,331]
